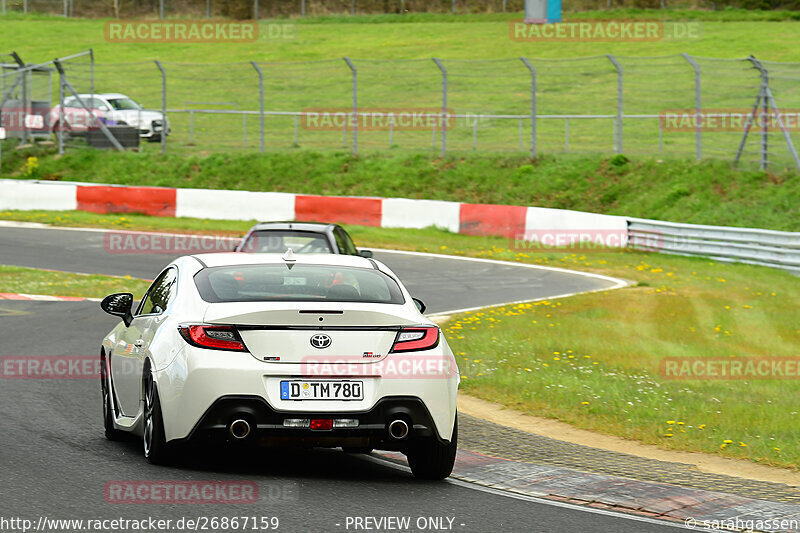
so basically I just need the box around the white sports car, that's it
[100,252,459,479]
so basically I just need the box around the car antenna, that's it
[282,248,296,269]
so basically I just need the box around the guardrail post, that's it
[250,61,264,153]
[343,57,357,156]
[154,60,167,154]
[682,53,702,161]
[607,54,623,153]
[520,57,536,158]
[433,58,447,157]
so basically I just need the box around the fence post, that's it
[251,61,264,153]
[343,57,357,156]
[154,60,167,154]
[301,0,306,16]
[89,48,94,99]
[520,57,536,158]
[159,0,164,18]
[2,0,6,16]
[351,0,355,15]
[57,70,64,154]
[747,56,769,171]
[432,58,447,157]
[23,0,27,14]
[682,53,702,161]
[452,0,456,13]
[206,0,210,18]
[63,0,67,17]
[607,54,623,153]
[254,0,258,19]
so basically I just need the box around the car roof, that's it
[191,252,373,269]
[248,221,337,232]
[73,93,128,99]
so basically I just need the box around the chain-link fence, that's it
[2,50,799,171]
[0,0,767,18]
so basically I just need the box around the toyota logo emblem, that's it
[310,334,332,349]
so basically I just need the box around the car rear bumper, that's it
[154,345,459,445]
[180,395,446,451]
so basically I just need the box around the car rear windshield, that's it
[241,230,333,254]
[194,264,405,304]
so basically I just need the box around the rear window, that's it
[194,264,405,304]
[241,230,333,254]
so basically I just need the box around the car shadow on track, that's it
[111,438,413,482]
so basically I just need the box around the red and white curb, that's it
[0,292,100,302]
[0,179,628,243]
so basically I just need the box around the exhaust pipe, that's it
[388,419,409,440]
[229,418,251,440]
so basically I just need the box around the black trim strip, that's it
[367,258,379,270]
[192,255,208,268]
[236,325,402,331]
[298,310,344,314]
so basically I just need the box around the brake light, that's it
[310,419,333,431]
[179,325,248,352]
[390,326,440,353]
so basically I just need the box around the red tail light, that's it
[390,326,440,353]
[310,419,333,431]
[179,325,248,352]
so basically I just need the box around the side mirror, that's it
[358,249,373,258]
[412,297,426,314]
[101,292,134,327]
[98,105,109,112]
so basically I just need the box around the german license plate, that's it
[280,380,363,401]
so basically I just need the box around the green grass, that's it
[3,148,800,231]
[2,11,800,160]
[0,265,151,298]
[1,211,799,468]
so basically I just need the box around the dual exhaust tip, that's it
[388,419,409,440]
[229,417,409,441]
[229,418,251,440]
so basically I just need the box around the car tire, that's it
[143,370,172,465]
[406,415,458,480]
[100,356,125,441]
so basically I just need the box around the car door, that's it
[111,267,178,416]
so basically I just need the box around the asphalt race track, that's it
[0,224,624,314]
[0,225,682,532]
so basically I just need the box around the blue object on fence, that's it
[524,0,561,24]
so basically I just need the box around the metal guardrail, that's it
[627,217,800,275]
